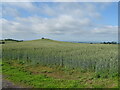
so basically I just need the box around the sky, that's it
[1,2,118,42]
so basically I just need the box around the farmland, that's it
[2,39,118,88]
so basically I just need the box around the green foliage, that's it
[2,62,86,88]
[2,39,118,77]
[2,62,118,88]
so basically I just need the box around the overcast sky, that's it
[1,2,118,42]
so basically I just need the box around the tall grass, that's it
[2,39,118,77]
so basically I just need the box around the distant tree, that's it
[42,37,44,39]
[111,41,117,44]
[101,41,117,44]
[4,39,23,42]
[103,42,106,44]
[0,42,5,44]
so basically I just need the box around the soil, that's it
[1,75,22,89]
[2,79,21,88]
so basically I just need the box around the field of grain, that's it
[2,39,118,77]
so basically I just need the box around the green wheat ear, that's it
[2,39,118,77]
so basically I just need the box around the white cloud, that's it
[1,2,118,41]
[2,7,20,17]
[2,15,117,41]
[92,26,117,34]
[2,2,38,17]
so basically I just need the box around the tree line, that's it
[0,39,23,44]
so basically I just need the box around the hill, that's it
[2,39,117,74]
[2,39,118,88]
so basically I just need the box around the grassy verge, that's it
[2,60,118,88]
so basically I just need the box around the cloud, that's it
[92,25,117,35]
[2,15,117,41]
[2,2,102,18]
[37,2,101,19]
[2,7,20,17]
[2,0,119,2]
[2,0,34,2]
[2,2,38,18]
[1,2,118,41]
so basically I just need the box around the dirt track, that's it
[1,75,22,89]
[2,79,22,88]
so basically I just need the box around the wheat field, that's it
[2,39,118,77]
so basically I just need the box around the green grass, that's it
[2,62,86,88]
[0,59,2,74]
[2,61,118,88]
